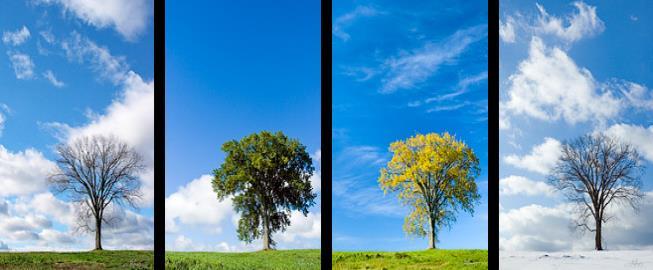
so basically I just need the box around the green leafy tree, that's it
[212,131,317,250]
[379,132,481,249]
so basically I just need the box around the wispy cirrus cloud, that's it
[2,26,30,46]
[333,5,381,42]
[7,51,35,79]
[380,24,487,93]
[43,70,65,88]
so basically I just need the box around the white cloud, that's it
[165,175,234,233]
[380,24,487,93]
[534,1,604,43]
[38,0,151,41]
[333,5,380,41]
[43,70,65,88]
[278,212,321,243]
[7,51,35,79]
[0,192,153,251]
[0,146,56,196]
[2,26,30,46]
[499,175,555,197]
[170,235,250,252]
[604,124,653,163]
[501,193,653,251]
[500,16,516,43]
[504,137,562,175]
[500,203,576,251]
[503,37,621,124]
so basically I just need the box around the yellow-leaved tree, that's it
[379,132,481,249]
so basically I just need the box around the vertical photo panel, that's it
[332,0,489,268]
[500,0,653,269]
[164,1,322,269]
[0,0,154,268]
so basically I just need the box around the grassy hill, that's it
[332,249,487,270]
[165,249,320,270]
[0,250,153,269]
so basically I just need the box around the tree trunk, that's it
[262,215,271,250]
[595,218,602,250]
[95,216,103,250]
[428,216,436,249]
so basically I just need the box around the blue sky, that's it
[332,0,488,251]
[0,1,153,251]
[500,0,653,251]
[165,1,321,251]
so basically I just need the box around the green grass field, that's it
[165,249,320,270]
[332,249,488,270]
[0,250,153,269]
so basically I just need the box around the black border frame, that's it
[321,0,334,268]
[489,0,499,269]
[154,0,165,268]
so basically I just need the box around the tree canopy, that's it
[49,135,144,250]
[212,131,316,250]
[379,132,481,249]
[549,133,644,250]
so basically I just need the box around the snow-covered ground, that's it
[501,250,653,269]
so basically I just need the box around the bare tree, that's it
[49,135,144,250]
[549,134,644,250]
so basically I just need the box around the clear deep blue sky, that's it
[332,0,488,251]
[165,1,321,251]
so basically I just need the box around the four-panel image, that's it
[0,0,651,269]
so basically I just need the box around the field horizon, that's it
[333,249,488,270]
[0,250,153,269]
[165,249,320,270]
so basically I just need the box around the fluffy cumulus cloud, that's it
[503,37,621,125]
[0,146,57,196]
[7,51,35,79]
[2,26,30,46]
[277,211,321,247]
[0,191,152,251]
[534,1,604,43]
[380,24,487,93]
[169,235,251,252]
[37,0,151,41]
[604,124,653,163]
[499,175,555,197]
[501,193,653,251]
[504,137,562,175]
[165,175,234,233]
